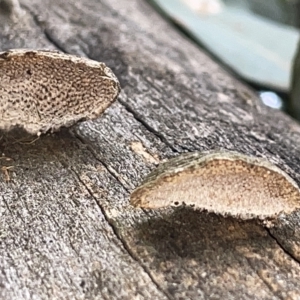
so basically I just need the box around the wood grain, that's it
[1,0,300,299]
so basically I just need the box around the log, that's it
[1,0,300,299]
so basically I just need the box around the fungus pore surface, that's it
[130,151,300,219]
[0,49,120,135]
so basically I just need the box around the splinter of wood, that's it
[130,151,300,220]
[0,49,121,135]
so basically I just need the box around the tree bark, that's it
[1,0,300,299]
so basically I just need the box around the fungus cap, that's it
[0,49,120,135]
[131,151,300,220]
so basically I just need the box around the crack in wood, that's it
[22,4,67,53]
[73,132,132,193]
[266,227,300,265]
[118,99,182,153]
[69,165,172,300]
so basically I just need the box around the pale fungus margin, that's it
[130,151,300,220]
[0,49,120,135]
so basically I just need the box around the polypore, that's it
[131,151,300,220]
[0,49,120,135]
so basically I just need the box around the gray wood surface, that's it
[1,0,300,299]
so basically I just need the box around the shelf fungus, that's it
[0,49,120,135]
[131,151,300,220]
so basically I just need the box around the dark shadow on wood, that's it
[133,207,269,259]
[0,127,81,181]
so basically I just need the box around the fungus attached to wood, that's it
[0,49,120,135]
[130,151,300,220]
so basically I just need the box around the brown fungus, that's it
[130,151,300,220]
[0,49,120,135]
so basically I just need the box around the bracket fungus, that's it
[0,49,120,135]
[130,151,300,220]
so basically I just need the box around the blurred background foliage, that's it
[149,0,300,120]
[226,0,300,27]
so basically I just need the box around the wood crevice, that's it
[118,99,182,153]
[266,227,300,265]
[68,163,172,300]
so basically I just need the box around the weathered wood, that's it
[1,0,300,299]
